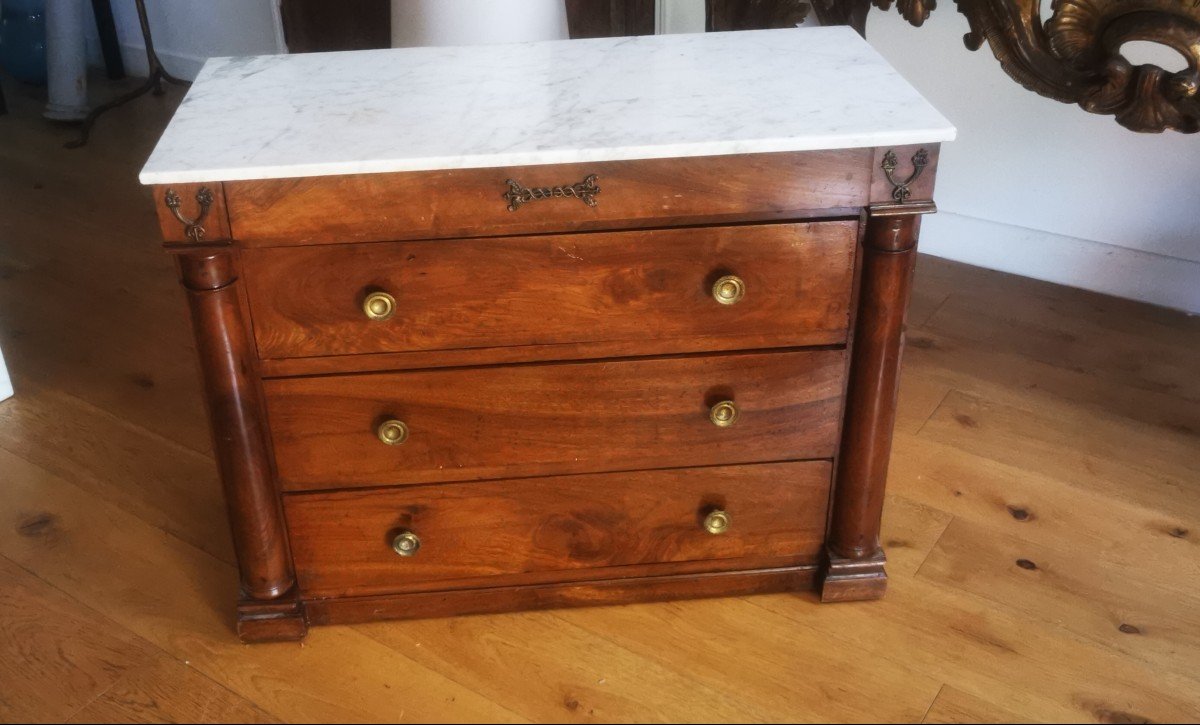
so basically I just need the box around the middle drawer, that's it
[264,349,846,491]
[241,221,857,360]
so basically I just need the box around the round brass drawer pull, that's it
[377,419,409,446]
[712,275,745,305]
[363,290,397,321]
[709,400,739,428]
[704,510,731,535]
[392,531,421,557]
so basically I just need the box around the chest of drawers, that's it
[141,27,953,642]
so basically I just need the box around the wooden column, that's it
[177,249,306,641]
[821,200,935,602]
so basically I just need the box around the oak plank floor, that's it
[0,76,1198,723]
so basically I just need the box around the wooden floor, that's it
[1,75,1198,724]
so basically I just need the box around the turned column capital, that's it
[864,201,937,253]
[177,249,237,291]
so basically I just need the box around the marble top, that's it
[139,27,955,185]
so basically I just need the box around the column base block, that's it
[820,548,888,602]
[237,591,308,643]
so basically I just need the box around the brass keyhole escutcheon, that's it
[704,510,731,535]
[709,400,739,428]
[377,419,409,445]
[363,290,397,321]
[392,531,421,557]
[712,275,745,305]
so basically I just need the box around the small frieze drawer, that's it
[219,149,872,246]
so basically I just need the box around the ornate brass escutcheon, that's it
[881,148,929,203]
[504,174,600,211]
[164,187,215,242]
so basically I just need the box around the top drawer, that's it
[243,221,857,361]
[221,150,870,246]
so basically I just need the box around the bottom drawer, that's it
[285,460,832,599]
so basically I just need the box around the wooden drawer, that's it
[242,221,857,360]
[284,460,832,598]
[221,150,870,246]
[264,349,845,490]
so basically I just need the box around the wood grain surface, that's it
[220,149,871,245]
[242,221,857,360]
[264,349,846,489]
[285,460,831,597]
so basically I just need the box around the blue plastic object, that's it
[0,0,48,86]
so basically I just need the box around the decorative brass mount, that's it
[164,187,214,242]
[881,148,929,203]
[504,174,601,211]
[812,0,1200,133]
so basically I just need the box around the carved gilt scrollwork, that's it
[822,0,1200,133]
[877,0,938,28]
[812,0,937,34]
[959,0,1199,133]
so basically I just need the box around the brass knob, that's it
[377,419,409,445]
[363,291,396,321]
[712,275,745,305]
[392,531,421,557]
[709,400,739,428]
[704,510,731,535]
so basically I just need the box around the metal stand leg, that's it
[92,0,126,80]
[65,0,189,148]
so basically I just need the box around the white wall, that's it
[391,0,568,47]
[863,9,1200,313]
[102,0,284,78]
[658,0,705,34]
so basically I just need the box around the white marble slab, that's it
[140,27,955,185]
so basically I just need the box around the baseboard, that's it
[920,212,1200,314]
[117,43,206,81]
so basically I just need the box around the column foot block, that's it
[237,591,308,643]
[820,548,888,603]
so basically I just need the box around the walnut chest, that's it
[140,27,955,642]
